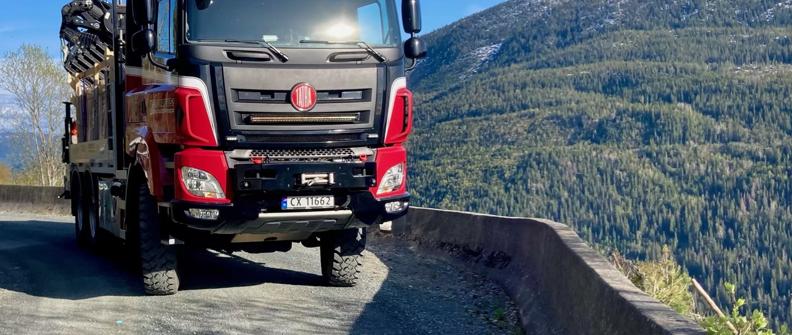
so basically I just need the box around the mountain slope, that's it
[412,0,792,90]
[409,0,792,327]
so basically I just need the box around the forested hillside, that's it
[408,0,792,327]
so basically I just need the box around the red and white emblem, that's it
[290,83,317,112]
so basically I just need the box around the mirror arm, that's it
[405,31,422,71]
[147,53,171,71]
[406,58,418,72]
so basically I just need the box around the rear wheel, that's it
[134,181,179,295]
[86,189,101,248]
[77,176,107,250]
[74,182,90,247]
[320,228,366,287]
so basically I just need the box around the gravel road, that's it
[0,214,521,335]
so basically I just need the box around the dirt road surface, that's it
[0,215,520,334]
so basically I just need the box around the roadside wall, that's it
[0,185,69,215]
[394,207,705,335]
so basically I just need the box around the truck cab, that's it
[62,0,426,295]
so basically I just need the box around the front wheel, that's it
[133,182,179,295]
[320,228,366,287]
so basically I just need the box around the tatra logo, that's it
[290,83,317,112]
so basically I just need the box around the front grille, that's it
[220,66,381,133]
[251,148,357,162]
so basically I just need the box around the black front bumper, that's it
[234,161,377,192]
[169,162,409,235]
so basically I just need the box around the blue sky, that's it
[0,0,506,58]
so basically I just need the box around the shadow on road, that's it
[179,248,324,290]
[0,219,322,300]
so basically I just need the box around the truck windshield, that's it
[185,0,401,48]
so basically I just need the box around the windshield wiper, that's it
[299,40,387,63]
[223,39,289,62]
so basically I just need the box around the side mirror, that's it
[131,29,156,55]
[402,0,422,34]
[404,37,427,59]
[132,0,156,26]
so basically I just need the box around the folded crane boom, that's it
[59,0,115,76]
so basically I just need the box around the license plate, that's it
[281,195,335,210]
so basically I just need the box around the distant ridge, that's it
[412,0,792,90]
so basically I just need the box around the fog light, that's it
[186,208,220,220]
[385,201,409,214]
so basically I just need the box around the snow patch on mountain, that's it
[763,0,792,21]
[474,43,502,63]
[434,0,560,36]
[460,43,503,80]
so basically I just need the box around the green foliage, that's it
[701,283,783,335]
[613,251,789,334]
[492,307,506,322]
[622,246,696,316]
[409,0,792,328]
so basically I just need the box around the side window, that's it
[170,0,177,49]
[357,3,385,45]
[156,0,173,53]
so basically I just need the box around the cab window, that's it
[358,2,386,45]
[156,0,176,54]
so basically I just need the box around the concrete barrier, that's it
[0,185,70,216]
[394,207,704,335]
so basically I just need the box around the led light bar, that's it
[245,113,360,124]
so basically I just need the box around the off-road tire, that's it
[320,228,366,287]
[135,182,179,295]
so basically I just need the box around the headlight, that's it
[181,167,225,199]
[377,163,405,195]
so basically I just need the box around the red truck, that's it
[60,0,426,295]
